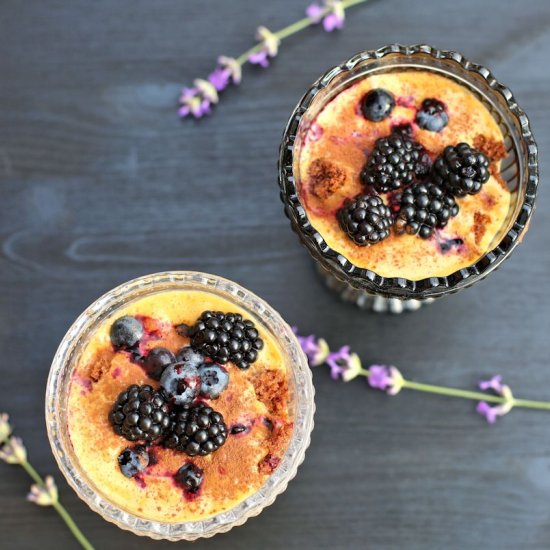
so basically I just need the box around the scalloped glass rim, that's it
[45,271,315,541]
[278,43,539,300]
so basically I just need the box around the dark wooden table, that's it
[1,0,549,548]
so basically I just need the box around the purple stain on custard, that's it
[396,95,415,108]
[133,315,166,355]
[306,122,324,143]
[330,135,349,145]
[134,474,146,489]
[74,375,93,395]
[436,234,465,255]
[111,367,122,379]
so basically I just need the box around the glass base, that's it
[316,264,434,314]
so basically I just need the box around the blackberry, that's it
[432,143,490,196]
[109,384,171,442]
[361,89,395,122]
[362,134,431,192]
[391,123,414,138]
[393,183,459,239]
[337,194,393,246]
[164,403,228,457]
[189,311,264,370]
[415,98,449,132]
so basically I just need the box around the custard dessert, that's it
[296,71,511,280]
[67,290,293,523]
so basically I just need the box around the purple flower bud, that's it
[218,56,242,85]
[368,365,404,395]
[326,346,351,380]
[306,3,325,23]
[479,375,505,394]
[208,68,232,92]
[248,49,270,68]
[323,11,345,32]
[476,375,514,423]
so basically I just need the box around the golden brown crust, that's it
[474,134,508,162]
[308,158,346,199]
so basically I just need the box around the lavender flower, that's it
[325,346,348,380]
[368,365,404,395]
[0,411,93,548]
[207,68,231,92]
[307,0,345,31]
[0,413,11,442]
[248,26,280,67]
[28,476,58,507]
[248,50,270,68]
[476,375,514,423]
[178,87,212,119]
[0,436,27,464]
[177,1,369,117]
[178,57,241,119]
[293,329,330,366]
[306,3,325,22]
[218,56,242,84]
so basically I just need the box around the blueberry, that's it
[160,363,200,406]
[415,98,448,132]
[110,316,143,350]
[117,446,149,478]
[361,89,395,122]
[176,346,204,369]
[198,364,229,399]
[143,347,175,380]
[174,463,204,493]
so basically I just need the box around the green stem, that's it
[401,380,507,404]
[20,459,43,486]
[511,398,550,411]
[236,0,369,65]
[52,501,95,550]
[19,460,95,550]
[358,371,550,411]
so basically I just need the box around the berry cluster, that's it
[106,309,264,483]
[337,91,491,243]
[188,311,264,370]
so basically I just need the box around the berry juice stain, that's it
[75,375,93,395]
[396,95,415,108]
[134,474,146,489]
[111,367,122,379]
[306,122,323,143]
[438,237,464,254]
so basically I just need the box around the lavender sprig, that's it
[293,329,550,423]
[0,413,94,550]
[178,0,368,118]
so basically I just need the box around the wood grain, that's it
[1,0,549,548]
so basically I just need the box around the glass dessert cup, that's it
[46,271,315,541]
[278,44,538,313]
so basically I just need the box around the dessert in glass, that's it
[279,44,538,313]
[46,272,314,540]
